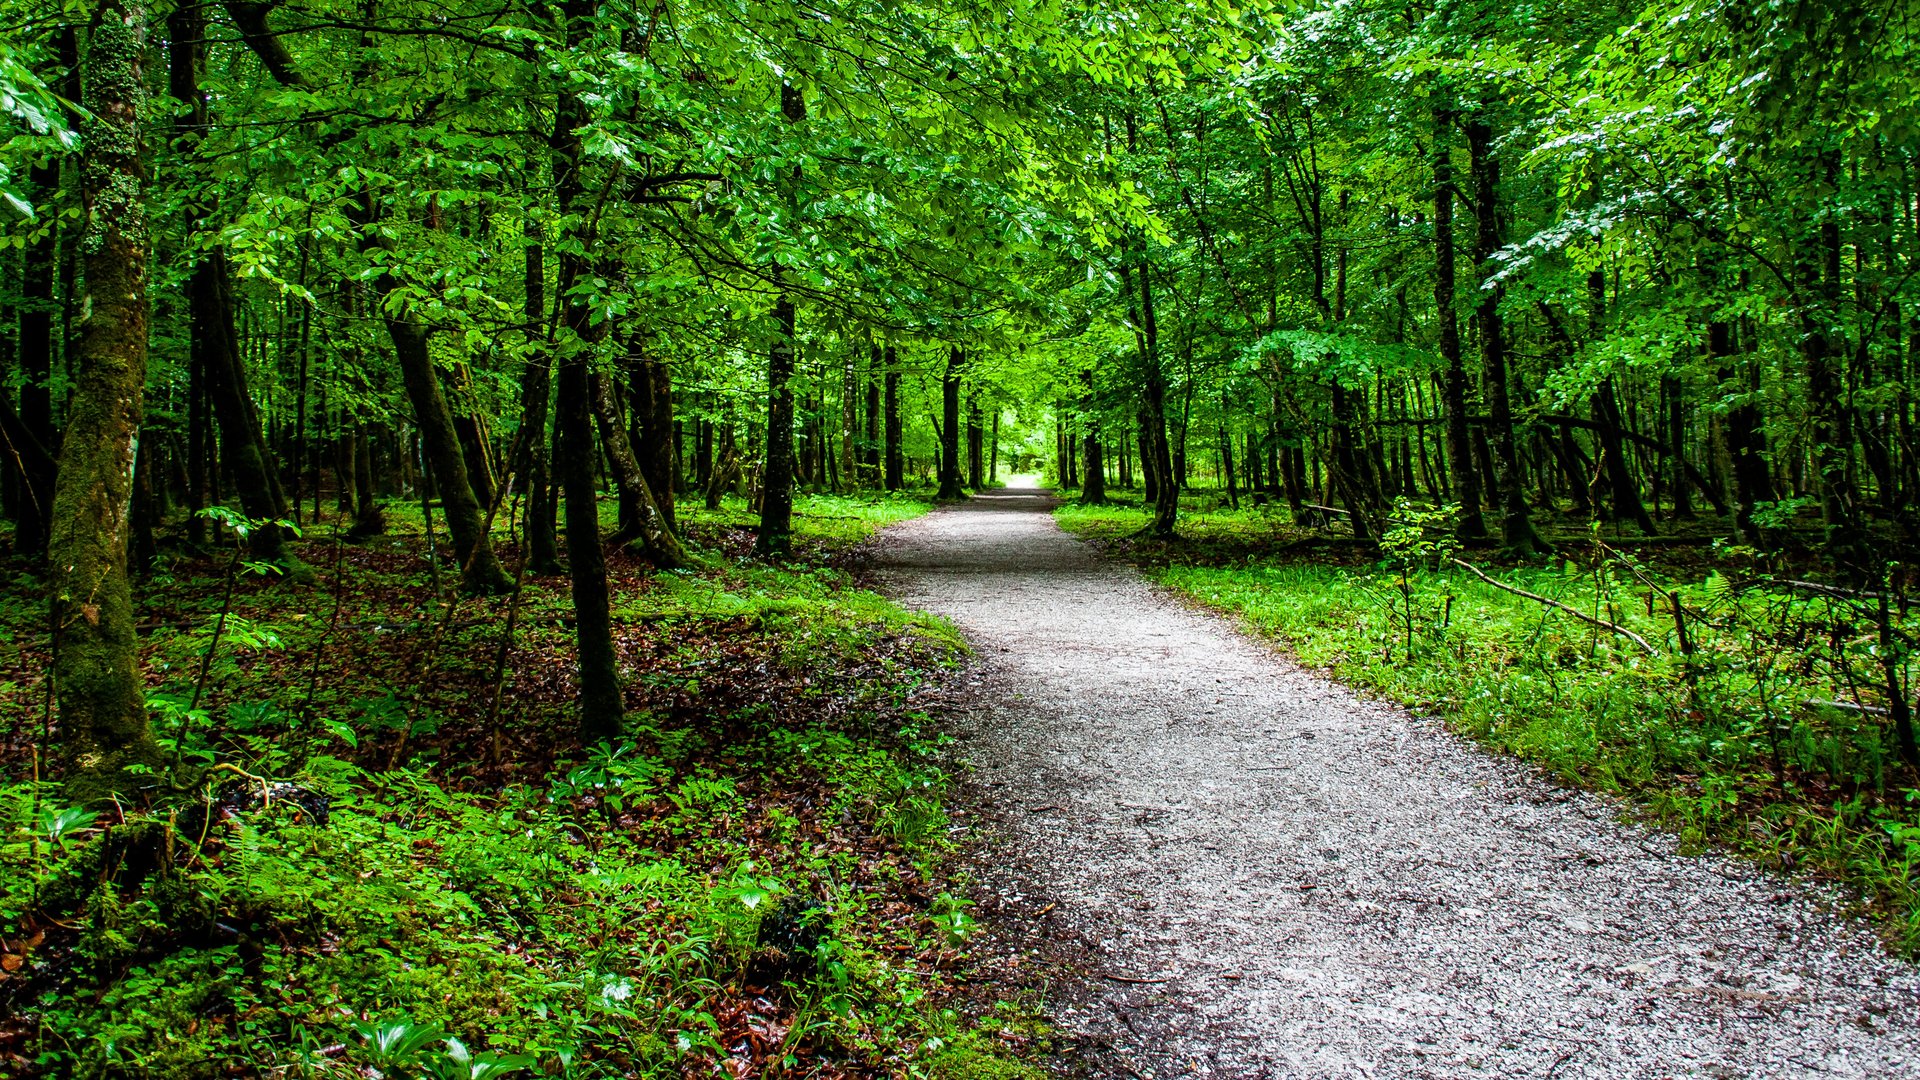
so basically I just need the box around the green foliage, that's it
[0,501,1021,1077]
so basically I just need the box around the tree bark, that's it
[883,346,902,490]
[1593,376,1657,533]
[1465,115,1546,555]
[839,349,858,492]
[553,0,625,737]
[1714,319,1774,541]
[1138,411,1159,506]
[54,0,163,795]
[1220,421,1238,509]
[352,422,387,535]
[170,7,297,569]
[966,393,984,488]
[938,347,967,499]
[628,347,676,533]
[758,81,805,555]
[590,369,684,566]
[385,314,513,591]
[1805,151,1864,566]
[863,346,881,484]
[1433,110,1487,543]
[513,217,559,570]
[1080,369,1106,504]
[1123,260,1178,535]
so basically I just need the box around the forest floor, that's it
[877,487,1920,1080]
[0,492,1058,1079]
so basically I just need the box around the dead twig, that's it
[1449,558,1658,656]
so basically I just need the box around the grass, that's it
[1057,496,1920,955]
[0,489,1049,1078]
[678,490,937,549]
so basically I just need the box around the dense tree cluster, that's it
[2,0,1915,792]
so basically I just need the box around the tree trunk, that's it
[758,81,804,554]
[628,347,676,533]
[385,315,512,592]
[705,426,740,510]
[1433,109,1487,543]
[990,409,1000,482]
[55,0,163,795]
[1139,412,1159,505]
[938,347,966,499]
[1715,319,1773,542]
[1593,376,1657,533]
[883,347,902,490]
[863,347,881,484]
[1124,259,1178,535]
[590,370,684,566]
[1080,369,1106,504]
[1220,420,1238,509]
[451,403,496,510]
[1465,114,1545,555]
[759,292,798,552]
[170,11,297,569]
[1330,383,1385,543]
[513,218,559,570]
[1805,152,1864,566]
[966,394,984,488]
[353,422,387,535]
[839,349,858,492]
[553,0,625,737]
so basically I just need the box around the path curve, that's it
[877,487,1920,1080]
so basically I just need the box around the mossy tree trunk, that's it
[53,0,164,797]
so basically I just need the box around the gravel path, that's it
[876,487,1920,1080]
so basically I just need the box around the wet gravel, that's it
[877,488,1920,1079]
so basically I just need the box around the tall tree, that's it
[53,0,163,794]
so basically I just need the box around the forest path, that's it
[874,487,1920,1080]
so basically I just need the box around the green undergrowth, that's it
[678,491,937,548]
[0,491,1050,1077]
[1058,498,1920,955]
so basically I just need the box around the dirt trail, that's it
[876,487,1920,1080]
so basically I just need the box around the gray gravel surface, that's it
[875,487,1920,1080]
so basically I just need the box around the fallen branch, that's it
[1449,558,1658,656]
[1780,579,1888,603]
[1801,698,1892,717]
